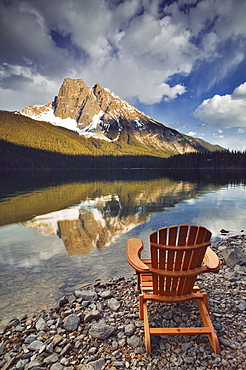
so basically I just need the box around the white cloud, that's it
[188,131,197,136]
[193,82,246,127]
[0,0,246,110]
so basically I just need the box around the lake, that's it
[0,169,246,326]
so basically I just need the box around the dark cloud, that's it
[0,74,32,90]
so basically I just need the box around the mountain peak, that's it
[19,77,224,156]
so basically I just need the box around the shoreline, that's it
[1,235,246,369]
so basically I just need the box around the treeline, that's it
[166,150,246,169]
[1,139,246,170]
[0,139,164,169]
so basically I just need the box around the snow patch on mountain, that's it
[78,111,111,141]
[19,104,111,140]
[19,104,78,131]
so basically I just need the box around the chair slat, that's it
[150,231,159,295]
[159,227,167,244]
[171,249,185,295]
[182,249,192,270]
[177,224,189,246]
[169,225,178,245]
[187,225,198,245]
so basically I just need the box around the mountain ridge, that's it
[19,77,224,156]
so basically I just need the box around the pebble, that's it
[0,235,246,369]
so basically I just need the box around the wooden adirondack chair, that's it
[126,224,220,354]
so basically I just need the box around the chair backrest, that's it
[149,224,211,297]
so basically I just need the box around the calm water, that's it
[0,169,246,325]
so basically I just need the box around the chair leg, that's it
[203,293,210,312]
[143,300,151,354]
[197,297,220,354]
[137,272,140,290]
[139,294,144,320]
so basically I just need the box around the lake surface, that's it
[0,169,246,326]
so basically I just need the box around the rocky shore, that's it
[1,235,246,370]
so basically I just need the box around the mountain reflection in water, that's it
[13,179,198,255]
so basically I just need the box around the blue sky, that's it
[0,0,246,151]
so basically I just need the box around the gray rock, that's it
[63,314,80,332]
[108,298,121,311]
[99,290,113,299]
[58,296,69,307]
[24,334,37,344]
[113,361,124,368]
[35,317,47,331]
[234,264,246,274]
[181,342,192,351]
[224,271,239,282]
[24,358,42,369]
[60,343,73,356]
[88,347,98,354]
[219,337,231,347]
[16,358,29,369]
[84,310,102,323]
[15,325,25,332]
[88,358,105,370]
[50,364,64,370]
[46,342,54,353]
[237,300,246,311]
[221,247,246,268]
[74,290,98,301]
[124,323,135,336]
[127,335,141,348]
[43,353,59,364]
[89,321,115,339]
[27,340,44,351]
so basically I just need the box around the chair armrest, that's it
[126,238,150,272]
[203,247,220,272]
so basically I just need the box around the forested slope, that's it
[0,110,166,157]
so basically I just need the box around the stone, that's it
[89,321,115,340]
[88,358,105,370]
[24,334,37,344]
[58,296,69,307]
[224,271,239,282]
[99,290,113,299]
[127,335,141,348]
[219,337,231,347]
[108,298,121,311]
[27,340,44,351]
[221,247,246,268]
[63,314,80,332]
[74,290,98,301]
[16,358,29,369]
[35,318,47,331]
[50,364,64,370]
[124,323,135,336]
[24,358,42,369]
[43,353,59,364]
[84,310,102,323]
[60,343,73,356]
[52,334,63,346]
[237,300,246,311]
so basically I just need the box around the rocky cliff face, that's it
[20,77,223,155]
